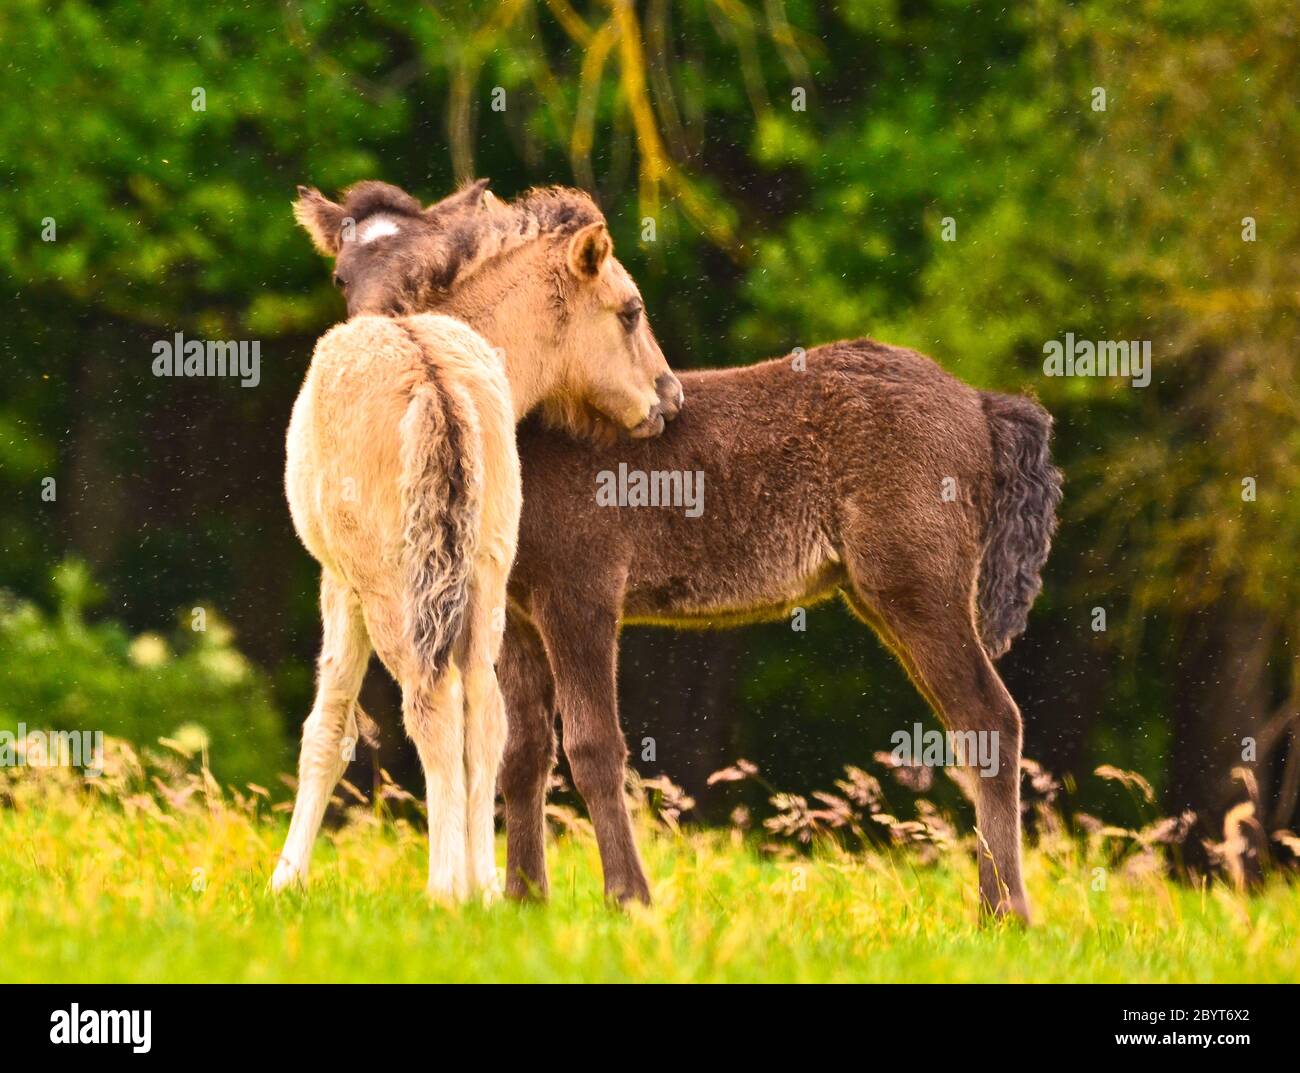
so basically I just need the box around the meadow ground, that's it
[1,748,1298,984]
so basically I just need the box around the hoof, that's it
[607,880,652,908]
[505,875,549,903]
[980,896,1032,927]
[425,880,469,907]
[270,859,305,894]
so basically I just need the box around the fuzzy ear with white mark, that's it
[425,177,492,219]
[567,221,612,281]
[293,186,348,257]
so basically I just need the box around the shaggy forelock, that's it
[340,180,424,224]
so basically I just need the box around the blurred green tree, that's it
[1,0,1295,839]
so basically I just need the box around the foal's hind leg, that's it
[361,592,470,901]
[461,572,512,899]
[272,572,371,892]
[844,560,1030,922]
[533,588,651,905]
[498,614,558,900]
[403,664,470,900]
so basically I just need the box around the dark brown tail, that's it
[976,391,1063,659]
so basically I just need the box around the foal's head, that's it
[294,179,681,439]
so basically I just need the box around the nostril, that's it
[654,372,684,420]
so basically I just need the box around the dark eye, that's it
[618,300,642,332]
[333,272,347,289]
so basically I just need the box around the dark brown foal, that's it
[498,340,1061,920]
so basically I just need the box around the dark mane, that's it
[424,185,605,293]
[512,186,603,235]
[436,186,603,291]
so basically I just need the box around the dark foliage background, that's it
[2,0,1297,836]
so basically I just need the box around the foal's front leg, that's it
[499,614,558,900]
[534,591,651,905]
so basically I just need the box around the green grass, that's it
[2,759,1298,983]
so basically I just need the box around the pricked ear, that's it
[293,185,347,257]
[425,178,492,218]
[567,221,612,281]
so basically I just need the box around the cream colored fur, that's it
[274,181,679,902]
[272,313,520,900]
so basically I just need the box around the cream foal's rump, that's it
[272,313,520,900]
